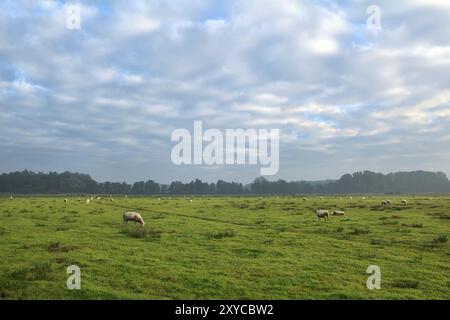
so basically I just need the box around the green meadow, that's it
[0,195,449,299]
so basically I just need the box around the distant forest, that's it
[1,170,449,195]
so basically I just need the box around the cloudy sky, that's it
[1,0,450,183]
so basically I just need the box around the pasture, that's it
[0,195,449,299]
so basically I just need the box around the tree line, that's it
[0,170,449,195]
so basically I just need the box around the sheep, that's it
[10,196,13,200]
[349,196,353,200]
[189,199,193,203]
[332,210,345,216]
[86,198,90,205]
[64,198,68,203]
[314,209,329,221]
[319,196,324,200]
[258,196,263,200]
[110,198,114,202]
[387,200,392,205]
[381,200,391,206]
[97,197,101,200]
[303,197,307,201]
[401,199,408,205]
[123,212,145,226]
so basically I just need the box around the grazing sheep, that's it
[349,196,353,200]
[97,197,101,200]
[381,200,391,206]
[123,212,145,226]
[319,196,324,200]
[303,197,307,201]
[86,199,90,204]
[387,200,392,205]
[189,199,193,203]
[64,198,68,203]
[314,209,329,221]
[401,199,408,205]
[332,210,345,216]
[258,196,263,200]
[10,196,13,200]
[110,198,114,202]
[362,196,366,200]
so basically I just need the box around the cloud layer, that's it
[1,0,450,183]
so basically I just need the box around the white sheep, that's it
[332,210,345,216]
[401,199,408,205]
[123,212,145,226]
[86,198,90,205]
[64,198,68,203]
[314,209,330,221]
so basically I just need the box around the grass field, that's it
[0,195,449,299]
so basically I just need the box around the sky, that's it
[1,0,450,184]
